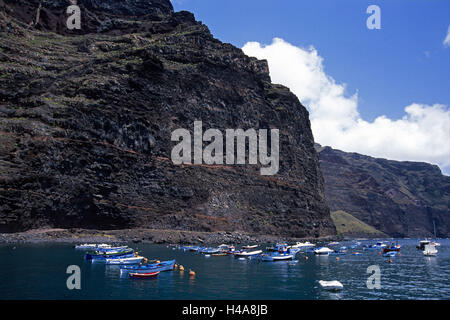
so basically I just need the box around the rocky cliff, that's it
[0,0,336,237]
[316,144,450,237]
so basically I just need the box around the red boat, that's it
[129,271,159,279]
[383,243,401,253]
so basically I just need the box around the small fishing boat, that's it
[242,245,258,249]
[328,241,339,246]
[120,260,176,274]
[266,243,288,252]
[129,271,159,279]
[261,253,293,261]
[106,256,144,265]
[234,250,263,257]
[200,248,221,254]
[352,252,362,255]
[350,243,359,249]
[319,280,343,291]
[417,240,430,250]
[417,239,440,250]
[314,247,334,255]
[363,242,386,250]
[423,244,438,256]
[289,241,315,250]
[75,243,112,250]
[383,242,401,253]
[96,246,129,252]
[330,247,347,256]
[382,251,397,258]
[84,248,134,260]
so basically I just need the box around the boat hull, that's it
[85,249,134,260]
[261,255,293,262]
[234,250,263,257]
[120,260,176,274]
[129,272,159,279]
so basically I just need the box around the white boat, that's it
[319,280,343,291]
[75,243,111,250]
[234,250,263,257]
[328,241,339,246]
[242,245,258,249]
[105,256,144,265]
[261,254,293,262]
[314,247,334,255]
[290,241,315,249]
[423,244,438,256]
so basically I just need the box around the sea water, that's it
[0,239,448,300]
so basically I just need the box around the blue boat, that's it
[330,246,347,255]
[266,243,288,252]
[96,246,129,253]
[363,242,386,251]
[199,247,221,254]
[383,251,397,257]
[120,260,176,274]
[261,252,293,261]
[84,248,134,260]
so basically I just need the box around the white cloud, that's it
[444,25,450,47]
[242,38,450,174]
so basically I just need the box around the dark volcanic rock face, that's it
[316,145,450,237]
[0,0,336,237]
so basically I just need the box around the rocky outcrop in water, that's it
[316,144,450,237]
[0,0,335,237]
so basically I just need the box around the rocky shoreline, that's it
[0,228,338,245]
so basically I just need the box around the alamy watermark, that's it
[66,265,81,290]
[171,121,280,176]
[366,265,381,289]
[366,5,381,30]
[66,0,81,30]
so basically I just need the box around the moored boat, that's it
[199,247,221,254]
[242,245,258,249]
[234,250,263,257]
[261,253,293,261]
[120,259,176,274]
[330,247,347,256]
[382,251,397,257]
[75,243,112,250]
[106,256,144,265]
[423,244,438,256]
[383,243,401,253]
[314,247,334,255]
[289,241,315,250]
[319,280,343,291]
[84,248,134,260]
[363,242,386,250]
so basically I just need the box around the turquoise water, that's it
[0,239,448,300]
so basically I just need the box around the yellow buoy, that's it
[156,260,160,264]
[336,257,340,261]
[179,265,185,271]
[305,256,309,260]
[388,259,393,263]
[189,270,196,276]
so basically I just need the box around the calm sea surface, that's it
[0,239,449,300]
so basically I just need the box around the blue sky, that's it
[171,0,450,173]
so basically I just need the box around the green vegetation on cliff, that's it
[331,210,387,238]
